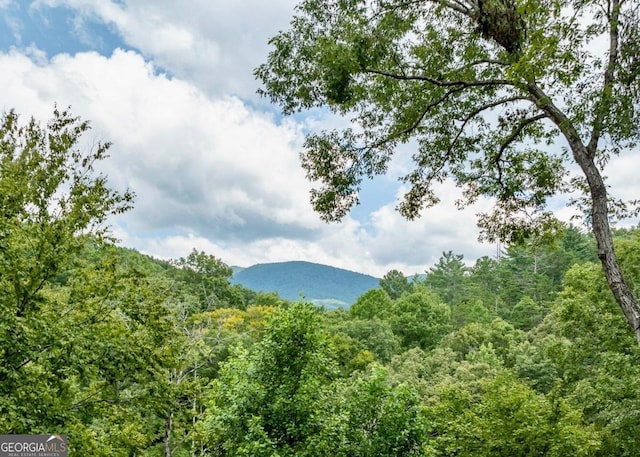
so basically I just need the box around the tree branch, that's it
[433,0,475,16]
[526,82,587,157]
[587,0,621,158]
[375,0,475,18]
[491,113,547,191]
[448,95,533,153]
[70,384,110,410]
[8,343,55,376]
[462,58,511,68]
[498,113,547,156]
[364,68,513,88]
[366,85,469,151]
[409,97,535,194]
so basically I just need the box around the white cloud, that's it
[363,181,497,271]
[606,154,640,202]
[31,0,298,98]
[0,48,325,236]
[121,185,498,278]
[7,1,640,279]
[1,46,596,277]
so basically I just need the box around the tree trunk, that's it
[527,80,640,344]
[164,415,172,457]
[577,151,640,344]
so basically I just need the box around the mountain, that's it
[231,261,379,309]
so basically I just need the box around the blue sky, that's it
[2,1,634,276]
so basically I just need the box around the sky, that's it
[0,1,637,277]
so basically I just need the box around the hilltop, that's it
[231,261,380,309]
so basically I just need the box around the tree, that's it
[350,288,393,319]
[256,0,640,342]
[329,317,402,363]
[322,366,425,457]
[171,249,246,312]
[0,108,186,454]
[380,269,414,299]
[424,251,470,306]
[201,302,335,456]
[390,288,452,350]
[0,107,134,403]
[0,108,133,323]
[423,373,601,456]
[201,303,424,456]
[497,243,556,307]
[468,256,503,311]
[549,261,640,456]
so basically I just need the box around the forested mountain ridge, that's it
[231,261,379,308]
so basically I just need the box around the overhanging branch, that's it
[364,68,513,88]
[366,85,469,151]
[498,113,547,155]
[493,112,547,189]
[448,95,533,154]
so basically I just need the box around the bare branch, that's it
[587,0,622,157]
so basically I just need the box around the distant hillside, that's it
[231,261,379,309]
[231,266,246,275]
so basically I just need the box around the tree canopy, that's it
[256,0,640,342]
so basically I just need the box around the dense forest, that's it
[2,109,640,456]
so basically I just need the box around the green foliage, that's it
[449,227,597,325]
[615,229,640,298]
[548,261,640,457]
[423,251,470,306]
[510,338,560,394]
[441,318,525,365]
[0,108,132,328]
[201,302,335,455]
[185,305,277,381]
[423,373,601,456]
[554,262,633,358]
[316,366,425,457]
[202,302,424,456]
[379,269,414,299]
[0,109,185,455]
[390,288,453,350]
[455,300,497,327]
[171,248,246,312]
[328,317,401,364]
[350,288,392,320]
[509,295,549,331]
